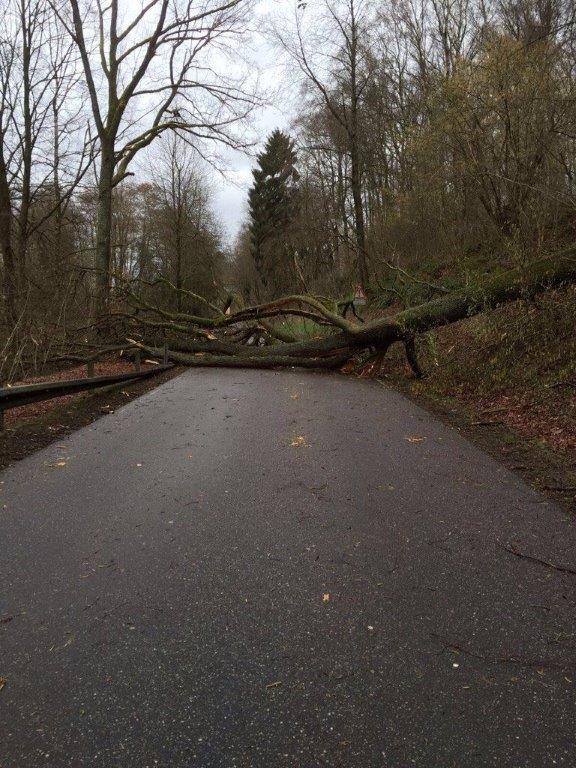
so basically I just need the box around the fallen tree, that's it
[118,253,576,376]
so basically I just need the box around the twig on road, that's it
[500,543,576,576]
[431,633,573,671]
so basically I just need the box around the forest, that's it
[1,0,575,405]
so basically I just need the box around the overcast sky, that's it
[208,0,295,246]
[211,101,290,246]
[130,0,298,247]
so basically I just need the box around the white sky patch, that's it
[211,0,296,244]
[212,102,291,244]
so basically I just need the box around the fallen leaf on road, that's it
[323,593,330,602]
[405,436,425,443]
[0,677,6,692]
[290,436,307,448]
[265,681,282,689]
[47,459,67,468]
[49,634,76,652]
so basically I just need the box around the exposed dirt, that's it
[0,362,183,471]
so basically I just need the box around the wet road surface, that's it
[1,368,575,767]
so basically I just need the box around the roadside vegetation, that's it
[385,284,576,444]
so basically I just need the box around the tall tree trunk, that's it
[52,98,63,254]
[336,152,348,275]
[0,144,17,322]
[348,0,369,294]
[16,0,32,296]
[93,144,114,324]
[175,207,183,312]
[176,247,183,312]
[350,144,368,292]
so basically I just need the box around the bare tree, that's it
[53,0,256,323]
[155,135,219,309]
[273,0,374,292]
[0,0,91,322]
[0,18,18,321]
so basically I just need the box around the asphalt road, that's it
[1,369,575,768]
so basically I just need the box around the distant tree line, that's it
[0,0,256,377]
[237,0,576,304]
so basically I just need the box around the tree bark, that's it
[347,0,369,294]
[93,144,115,325]
[16,0,32,294]
[127,253,576,372]
[0,143,17,321]
[350,144,369,291]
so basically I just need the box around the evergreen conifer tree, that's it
[247,130,299,294]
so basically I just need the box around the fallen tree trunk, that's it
[135,344,352,370]
[124,253,576,373]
